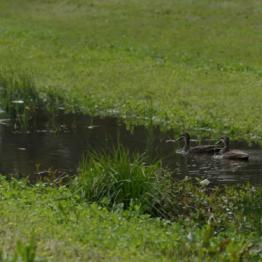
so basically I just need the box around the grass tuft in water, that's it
[72,148,262,230]
[72,147,166,213]
[0,70,39,129]
[0,69,66,130]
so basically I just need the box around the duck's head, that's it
[176,132,190,143]
[217,136,230,147]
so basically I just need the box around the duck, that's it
[216,136,249,160]
[174,132,221,154]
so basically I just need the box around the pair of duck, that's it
[171,133,249,160]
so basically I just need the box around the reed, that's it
[72,148,262,229]
[0,70,66,130]
[72,147,166,213]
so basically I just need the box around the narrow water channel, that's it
[0,112,261,185]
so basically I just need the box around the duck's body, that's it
[220,149,249,160]
[177,133,220,154]
[189,144,220,154]
[217,137,249,160]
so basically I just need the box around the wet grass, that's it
[0,2,261,260]
[72,148,163,213]
[0,70,76,130]
[0,0,262,140]
[0,145,261,260]
[73,148,262,227]
[0,163,261,261]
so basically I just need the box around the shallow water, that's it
[0,112,261,185]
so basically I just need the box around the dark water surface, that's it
[0,112,261,185]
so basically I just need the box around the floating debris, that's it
[166,139,176,143]
[35,170,50,176]
[12,100,24,104]
[0,119,10,126]
[88,125,99,129]
[200,179,211,186]
[18,147,27,151]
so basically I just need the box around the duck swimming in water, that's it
[216,136,249,160]
[175,132,221,154]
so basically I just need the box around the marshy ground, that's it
[0,0,262,261]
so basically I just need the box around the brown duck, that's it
[175,133,221,154]
[216,136,249,160]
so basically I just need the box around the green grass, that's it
[73,149,262,227]
[0,175,261,261]
[0,0,262,140]
[0,2,262,260]
[0,149,261,261]
[0,70,68,130]
[72,148,163,213]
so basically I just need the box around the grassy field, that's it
[0,2,262,261]
[0,174,261,261]
[0,0,262,140]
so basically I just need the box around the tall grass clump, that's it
[72,147,168,213]
[72,147,262,228]
[0,69,66,130]
[0,70,42,129]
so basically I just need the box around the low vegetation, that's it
[0,1,261,261]
[0,150,261,261]
[0,70,69,130]
[0,0,262,140]
[72,148,163,213]
[73,148,262,228]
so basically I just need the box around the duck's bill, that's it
[215,139,223,145]
[166,136,183,143]
[165,139,176,143]
[166,136,184,143]
[175,136,183,142]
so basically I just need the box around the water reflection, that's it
[0,113,261,185]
